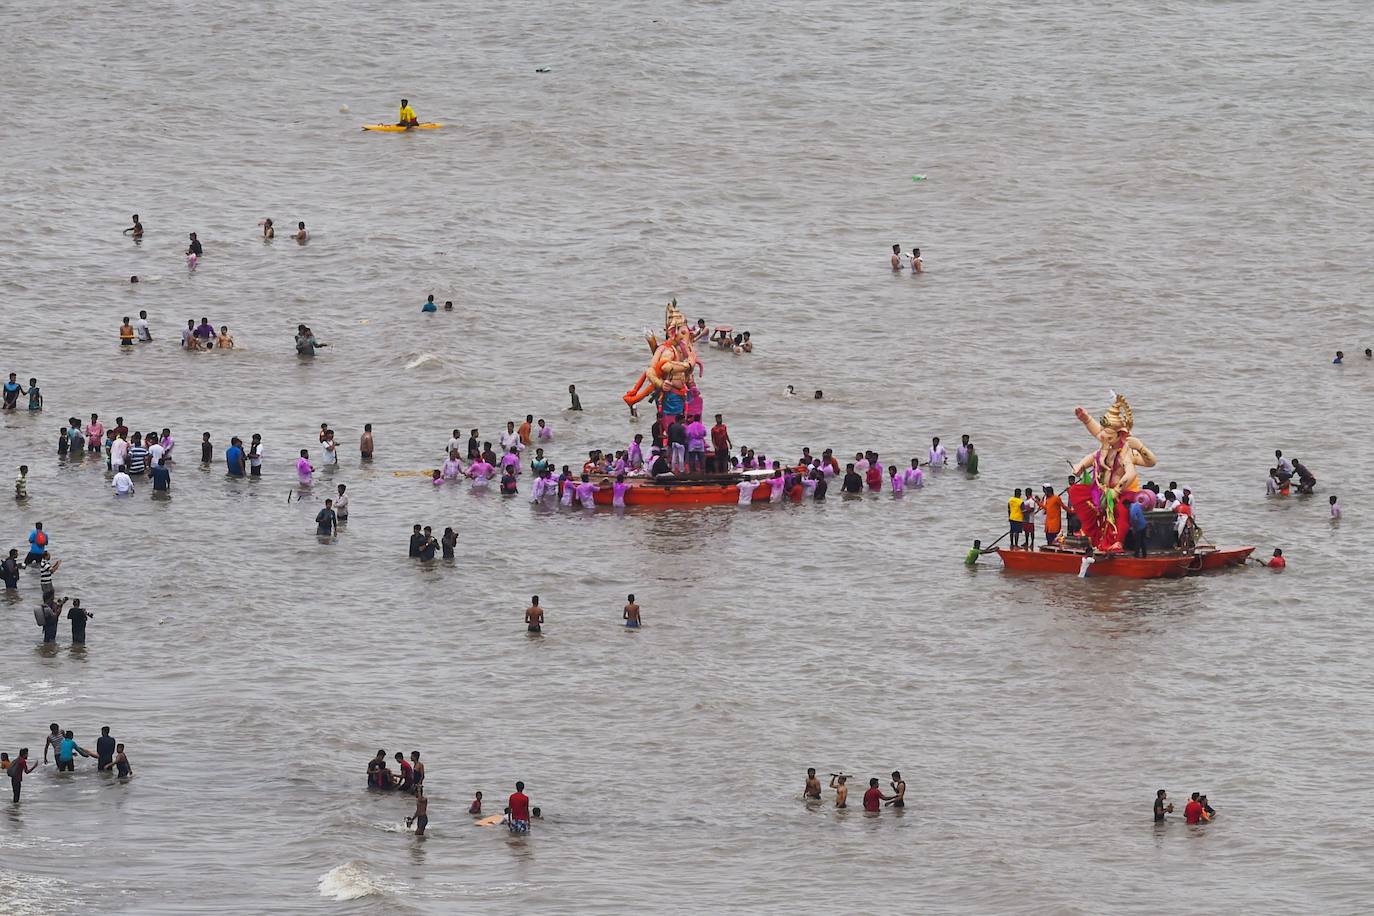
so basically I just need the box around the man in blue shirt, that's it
[422,295,437,313]
[151,459,172,491]
[25,522,48,566]
[1128,497,1149,558]
[225,437,246,477]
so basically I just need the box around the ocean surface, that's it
[3,1,1373,912]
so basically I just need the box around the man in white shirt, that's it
[447,429,463,455]
[110,436,129,471]
[112,471,134,495]
[737,479,759,504]
[135,310,152,342]
[956,435,970,467]
[928,437,948,467]
[499,422,523,454]
[148,440,165,466]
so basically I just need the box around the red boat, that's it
[997,544,1254,579]
[562,474,802,507]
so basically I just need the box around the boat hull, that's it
[562,478,801,507]
[1191,546,1255,569]
[998,549,1191,579]
[997,545,1255,578]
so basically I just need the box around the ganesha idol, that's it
[623,299,704,418]
[1067,392,1158,552]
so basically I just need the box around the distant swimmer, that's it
[261,218,274,239]
[568,383,583,411]
[623,594,641,628]
[124,214,143,238]
[890,243,905,271]
[398,98,419,127]
[829,773,849,808]
[910,248,923,273]
[360,423,375,461]
[525,596,544,634]
[293,221,309,243]
[1330,494,1341,519]
[186,232,202,257]
[422,294,437,313]
[1333,351,1344,364]
[1249,548,1286,570]
[804,768,822,799]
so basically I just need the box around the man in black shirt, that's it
[842,464,863,494]
[96,726,117,771]
[812,472,828,500]
[1,549,19,589]
[67,599,92,643]
[1153,789,1173,822]
[650,451,671,477]
[667,415,687,473]
[151,459,171,491]
[408,524,424,558]
[467,430,480,461]
[418,526,438,560]
[186,232,203,257]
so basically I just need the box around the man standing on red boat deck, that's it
[710,414,731,473]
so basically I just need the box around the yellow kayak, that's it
[362,123,444,132]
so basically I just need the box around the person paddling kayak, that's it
[398,98,418,127]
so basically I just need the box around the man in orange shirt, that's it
[1040,485,1063,544]
[517,415,533,447]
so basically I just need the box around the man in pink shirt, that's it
[685,415,708,474]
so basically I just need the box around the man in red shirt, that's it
[863,778,882,812]
[508,780,531,834]
[1183,792,1204,824]
[710,415,731,473]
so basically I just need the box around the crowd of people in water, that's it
[3,722,132,803]
[804,768,908,812]
[1154,789,1217,825]
[365,748,538,837]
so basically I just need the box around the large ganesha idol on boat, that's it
[623,299,704,418]
[1068,392,1157,552]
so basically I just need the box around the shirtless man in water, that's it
[407,788,429,836]
[525,596,544,633]
[890,243,905,271]
[804,768,822,800]
[829,773,849,807]
[623,594,641,628]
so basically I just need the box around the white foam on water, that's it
[403,352,443,369]
[318,861,386,901]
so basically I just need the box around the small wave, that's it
[318,861,386,901]
[404,352,444,370]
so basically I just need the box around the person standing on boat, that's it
[1041,486,1062,544]
[1127,495,1149,557]
[1007,489,1025,549]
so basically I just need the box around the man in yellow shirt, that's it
[1007,487,1025,549]
[398,98,418,127]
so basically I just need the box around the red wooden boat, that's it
[998,548,1192,579]
[562,474,802,507]
[997,544,1254,579]
[1188,546,1255,570]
